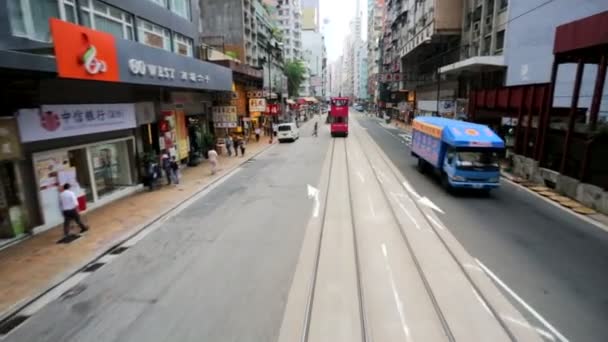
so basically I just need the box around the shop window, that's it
[173,32,194,57]
[7,0,60,42]
[79,0,135,41]
[137,18,171,51]
[0,163,24,238]
[90,141,133,198]
[495,30,505,53]
[170,0,191,20]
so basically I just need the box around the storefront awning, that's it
[286,99,296,105]
[304,97,319,103]
[439,56,506,75]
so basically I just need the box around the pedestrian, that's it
[208,148,218,175]
[225,135,233,157]
[170,156,180,184]
[240,137,246,156]
[60,183,89,238]
[313,121,318,137]
[255,127,261,142]
[161,150,172,185]
[233,135,240,157]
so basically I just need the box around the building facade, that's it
[302,29,326,97]
[265,0,303,61]
[367,0,385,104]
[0,0,233,237]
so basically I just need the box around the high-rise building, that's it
[355,41,369,100]
[302,30,327,96]
[367,0,385,103]
[301,0,320,31]
[342,0,363,100]
[265,0,303,61]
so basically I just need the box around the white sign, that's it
[249,98,267,112]
[212,106,238,126]
[17,103,136,143]
[128,59,210,84]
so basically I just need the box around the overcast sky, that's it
[320,0,367,62]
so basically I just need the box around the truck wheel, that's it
[417,158,426,173]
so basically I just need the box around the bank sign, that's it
[50,19,232,91]
[17,103,136,143]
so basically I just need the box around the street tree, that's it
[284,60,306,97]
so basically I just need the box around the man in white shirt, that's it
[60,183,89,237]
[207,148,218,175]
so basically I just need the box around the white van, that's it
[277,123,299,142]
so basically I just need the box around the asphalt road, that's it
[5,118,331,342]
[357,114,608,342]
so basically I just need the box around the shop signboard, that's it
[0,118,22,160]
[249,98,267,112]
[267,104,280,115]
[212,106,238,128]
[247,90,264,98]
[50,19,232,91]
[17,104,136,143]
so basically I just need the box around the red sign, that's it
[50,18,119,82]
[267,104,280,115]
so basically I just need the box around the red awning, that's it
[296,98,307,104]
[554,10,608,54]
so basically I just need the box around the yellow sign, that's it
[413,120,443,138]
[175,110,189,160]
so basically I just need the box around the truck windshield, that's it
[456,151,500,170]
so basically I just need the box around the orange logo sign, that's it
[50,18,119,82]
[465,128,480,136]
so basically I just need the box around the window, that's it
[138,19,171,51]
[80,0,134,40]
[499,0,508,10]
[495,30,505,52]
[7,0,60,42]
[148,0,168,7]
[173,33,193,56]
[170,0,191,20]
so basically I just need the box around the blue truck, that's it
[411,117,505,192]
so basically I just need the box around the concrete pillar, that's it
[560,59,585,174]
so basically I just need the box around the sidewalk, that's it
[0,139,274,320]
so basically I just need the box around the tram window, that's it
[332,99,348,107]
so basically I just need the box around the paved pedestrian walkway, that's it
[0,139,274,320]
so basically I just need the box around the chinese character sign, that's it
[17,104,136,143]
[249,98,267,112]
[212,106,238,127]
[266,104,280,115]
[411,130,441,166]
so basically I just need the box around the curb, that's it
[0,142,276,325]
[501,176,608,234]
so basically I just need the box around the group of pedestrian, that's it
[224,135,246,157]
[161,151,181,185]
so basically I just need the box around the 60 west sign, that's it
[128,59,211,84]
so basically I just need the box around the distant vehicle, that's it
[277,123,299,142]
[354,104,364,112]
[411,117,505,192]
[329,97,349,137]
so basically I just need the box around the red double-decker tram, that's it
[329,97,349,137]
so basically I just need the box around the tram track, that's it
[351,120,520,342]
[300,138,368,342]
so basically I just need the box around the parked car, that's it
[277,123,300,142]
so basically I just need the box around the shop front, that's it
[17,103,138,231]
[0,118,27,239]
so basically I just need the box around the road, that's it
[5,119,331,342]
[357,113,608,342]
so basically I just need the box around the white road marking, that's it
[471,286,494,316]
[502,315,556,341]
[402,181,421,199]
[368,196,377,218]
[371,166,385,184]
[476,259,569,342]
[307,184,320,218]
[462,263,483,272]
[357,171,365,183]
[426,214,446,231]
[381,244,412,340]
[21,272,90,316]
[390,193,422,231]
[418,197,445,214]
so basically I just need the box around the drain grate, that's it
[82,262,105,273]
[0,315,29,335]
[110,246,129,255]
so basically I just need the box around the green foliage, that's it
[225,50,239,59]
[284,60,306,97]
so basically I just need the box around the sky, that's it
[319,0,367,62]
